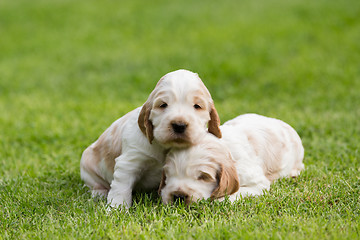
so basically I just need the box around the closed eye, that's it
[197,172,214,182]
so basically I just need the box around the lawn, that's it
[0,0,359,239]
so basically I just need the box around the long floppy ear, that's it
[158,170,166,195]
[138,102,154,143]
[138,75,166,143]
[208,103,222,138]
[210,162,240,199]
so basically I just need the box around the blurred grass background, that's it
[0,0,359,239]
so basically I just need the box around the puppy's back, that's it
[222,114,304,182]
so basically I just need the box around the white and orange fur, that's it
[80,69,221,208]
[160,114,304,204]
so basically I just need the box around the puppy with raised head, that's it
[80,69,221,208]
[160,114,304,205]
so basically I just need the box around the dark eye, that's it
[194,104,202,110]
[159,103,168,108]
[197,172,213,182]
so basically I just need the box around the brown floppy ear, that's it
[210,162,240,199]
[208,103,222,138]
[158,170,166,195]
[138,75,166,143]
[138,102,154,143]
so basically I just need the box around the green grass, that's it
[0,0,359,239]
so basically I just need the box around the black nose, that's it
[173,194,187,203]
[172,123,187,134]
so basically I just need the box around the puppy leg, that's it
[80,147,110,198]
[80,167,110,198]
[107,176,136,209]
[107,154,145,209]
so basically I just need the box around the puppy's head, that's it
[138,69,221,148]
[159,134,240,205]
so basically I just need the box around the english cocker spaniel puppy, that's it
[80,69,221,208]
[159,114,304,205]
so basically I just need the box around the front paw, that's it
[106,192,132,211]
[106,183,133,210]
